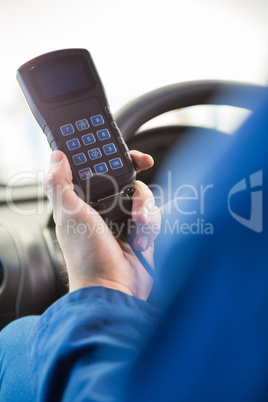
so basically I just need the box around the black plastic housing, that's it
[17,48,136,204]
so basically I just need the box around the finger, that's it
[43,150,74,208]
[132,180,155,224]
[43,151,94,226]
[131,180,161,252]
[129,150,154,173]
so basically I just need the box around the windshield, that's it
[1,0,267,185]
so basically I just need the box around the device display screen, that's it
[31,57,95,101]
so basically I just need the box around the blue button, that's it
[82,133,96,145]
[79,167,93,180]
[66,138,81,150]
[103,143,117,155]
[94,162,108,175]
[88,148,102,160]
[60,124,74,136]
[76,119,89,131]
[73,153,87,165]
[91,115,104,126]
[97,129,111,141]
[109,158,123,170]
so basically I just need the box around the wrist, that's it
[68,275,134,297]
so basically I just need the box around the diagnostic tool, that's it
[17,49,156,279]
[17,48,136,225]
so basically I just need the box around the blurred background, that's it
[0,0,267,184]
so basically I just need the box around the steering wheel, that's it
[115,80,266,186]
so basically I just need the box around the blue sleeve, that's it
[29,286,159,402]
[123,92,268,402]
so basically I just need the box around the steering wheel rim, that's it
[115,80,267,142]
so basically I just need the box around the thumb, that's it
[43,150,87,226]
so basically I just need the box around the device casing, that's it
[17,48,136,204]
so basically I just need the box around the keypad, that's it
[79,167,93,180]
[91,115,104,126]
[94,162,108,175]
[109,158,123,170]
[73,153,87,165]
[60,113,124,181]
[88,148,102,160]
[60,124,74,136]
[97,129,111,141]
[103,143,116,155]
[82,133,96,145]
[76,119,89,131]
[66,138,81,151]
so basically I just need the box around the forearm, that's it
[29,286,159,402]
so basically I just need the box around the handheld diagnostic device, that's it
[17,48,136,225]
[17,49,156,279]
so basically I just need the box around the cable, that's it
[127,236,157,280]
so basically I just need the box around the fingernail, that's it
[136,235,149,251]
[50,151,62,165]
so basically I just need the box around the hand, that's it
[43,150,161,300]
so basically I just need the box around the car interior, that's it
[0,78,266,330]
[1,2,267,401]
